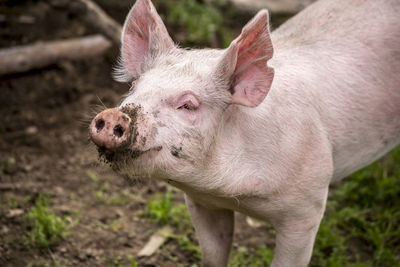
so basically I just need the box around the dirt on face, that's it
[120,104,141,146]
[0,1,275,266]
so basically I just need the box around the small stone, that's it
[115,208,124,218]
[7,209,24,218]
[55,205,70,214]
[1,225,9,234]
[18,15,35,24]
[22,164,33,172]
[54,186,64,194]
[85,247,103,258]
[25,126,38,135]
[246,216,263,228]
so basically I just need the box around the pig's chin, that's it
[97,145,162,174]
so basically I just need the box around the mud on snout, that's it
[89,104,143,165]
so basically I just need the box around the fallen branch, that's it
[138,226,173,257]
[228,0,315,14]
[77,0,122,44]
[0,35,111,76]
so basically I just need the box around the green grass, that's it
[106,255,138,267]
[144,189,191,230]
[91,174,133,205]
[86,170,99,183]
[156,0,234,47]
[311,146,400,266]
[24,194,76,248]
[94,182,131,205]
[0,195,19,208]
[25,250,66,267]
[144,189,200,260]
[229,246,274,267]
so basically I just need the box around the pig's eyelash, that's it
[177,99,198,111]
[178,103,195,111]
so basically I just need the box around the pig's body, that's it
[176,0,400,224]
[90,0,400,266]
[271,0,400,182]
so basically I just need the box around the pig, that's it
[89,0,400,266]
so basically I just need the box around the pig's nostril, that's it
[95,119,105,132]
[113,124,124,138]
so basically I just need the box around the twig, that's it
[77,0,122,44]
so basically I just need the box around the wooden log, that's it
[0,35,111,76]
[228,0,316,14]
[77,0,122,44]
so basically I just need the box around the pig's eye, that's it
[179,103,196,111]
[176,93,199,111]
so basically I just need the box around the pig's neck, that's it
[203,103,282,196]
[184,48,326,197]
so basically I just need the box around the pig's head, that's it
[89,0,274,183]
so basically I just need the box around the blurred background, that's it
[0,0,399,266]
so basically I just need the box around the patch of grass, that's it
[94,181,133,205]
[69,193,77,201]
[0,195,19,208]
[108,189,134,205]
[229,246,274,267]
[144,189,191,230]
[165,232,201,260]
[86,170,99,183]
[24,194,76,248]
[127,255,138,267]
[110,219,125,232]
[27,250,67,267]
[144,189,200,260]
[94,181,110,203]
[158,0,233,47]
[312,147,400,266]
[107,255,138,267]
[6,156,16,165]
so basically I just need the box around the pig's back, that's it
[270,0,400,181]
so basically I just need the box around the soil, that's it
[0,1,284,266]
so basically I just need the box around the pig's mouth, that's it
[97,145,163,165]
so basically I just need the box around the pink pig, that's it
[89,0,400,266]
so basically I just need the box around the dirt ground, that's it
[0,1,282,266]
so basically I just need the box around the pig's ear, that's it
[216,10,274,107]
[116,0,175,81]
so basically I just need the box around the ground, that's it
[0,1,399,267]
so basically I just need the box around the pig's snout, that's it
[90,109,132,150]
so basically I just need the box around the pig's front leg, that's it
[184,194,234,267]
[271,189,329,267]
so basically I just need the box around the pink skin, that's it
[89,109,131,150]
[89,0,400,266]
[175,93,201,125]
